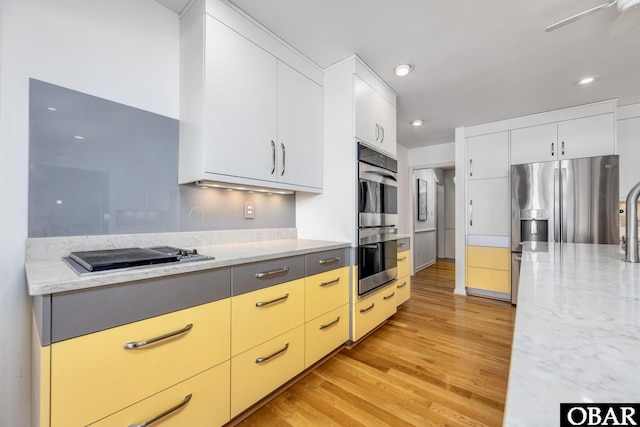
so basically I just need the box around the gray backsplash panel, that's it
[28,79,294,237]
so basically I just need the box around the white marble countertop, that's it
[26,238,350,296]
[503,243,640,426]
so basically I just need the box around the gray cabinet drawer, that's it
[50,267,231,344]
[397,238,410,250]
[232,255,305,296]
[305,248,350,276]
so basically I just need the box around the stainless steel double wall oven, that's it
[357,143,398,295]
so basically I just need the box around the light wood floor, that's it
[237,260,516,426]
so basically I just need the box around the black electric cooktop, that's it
[64,246,211,275]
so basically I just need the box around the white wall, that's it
[397,144,410,236]
[0,1,179,424]
[408,142,455,167]
[618,103,640,199]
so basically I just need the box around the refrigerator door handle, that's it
[554,166,561,243]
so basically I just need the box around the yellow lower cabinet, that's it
[304,266,350,321]
[231,279,304,356]
[231,325,305,417]
[91,361,231,427]
[304,303,349,368]
[397,250,410,278]
[395,276,411,306]
[466,246,511,295]
[352,285,397,342]
[467,267,510,293]
[50,299,230,427]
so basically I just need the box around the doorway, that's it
[411,166,455,273]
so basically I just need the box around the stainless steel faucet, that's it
[625,181,640,263]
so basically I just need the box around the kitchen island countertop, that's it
[504,242,640,426]
[26,238,350,296]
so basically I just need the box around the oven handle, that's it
[360,244,379,249]
[366,169,397,181]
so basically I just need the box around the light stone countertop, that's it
[26,238,350,296]
[503,243,640,427]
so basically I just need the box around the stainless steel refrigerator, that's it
[510,155,619,304]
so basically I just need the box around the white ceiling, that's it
[156,0,640,149]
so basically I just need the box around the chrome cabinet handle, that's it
[561,141,565,155]
[123,324,193,350]
[255,267,289,278]
[375,123,379,141]
[397,256,407,262]
[271,140,276,175]
[360,303,375,313]
[551,142,555,156]
[398,243,407,248]
[319,277,340,287]
[319,316,341,330]
[256,343,289,364]
[383,292,395,300]
[319,257,340,265]
[469,199,473,227]
[397,281,407,289]
[129,394,192,427]
[280,142,286,176]
[255,293,289,307]
[380,126,385,143]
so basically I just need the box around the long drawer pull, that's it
[256,343,289,364]
[255,267,290,278]
[398,243,407,248]
[397,256,407,262]
[360,303,375,313]
[255,293,289,307]
[123,324,193,350]
[384,292,395,300]
[319,277,340,287]
[128,393,192,427]
[319,316,341,330]
[319,257,341,265]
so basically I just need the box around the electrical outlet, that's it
[244,201,255,219]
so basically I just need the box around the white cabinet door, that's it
[354,74,396,156]
[467,131,509,179]
[558,113,615,160]
[618,115,640,199]
[467,178,510,236]
[510,123,558,165]
[203,16,277,182]
[276,61,323,189]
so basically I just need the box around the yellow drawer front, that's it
[305,303,349,368]
[92,361,231,427]
[231,279,304,356]
[396,276,411,306]
[467,246,510,270]
[304,266,350,321]
[352,286,397,342]
[231,325,305,417]
[467,267,511,293]
[397,250,411,278]
[50,299,230,427]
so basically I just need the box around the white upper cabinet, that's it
[354,74,397,156]
[510,113,615,165]
[510,123,557,165]
[276,61,323,189]
[466,131,509,179]
[467,178,510,236]
[557,114,615,160]
[203,15,277,183]
[179,0,323,193]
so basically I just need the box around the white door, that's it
[467,132,509,179]
[467,178,510,236]
[203,16,277,182]
[276,61,323,189]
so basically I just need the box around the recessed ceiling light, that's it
[74,135,84,140]
[47,107,57,111]
[394,63,413,77]
[575,75,601,86]
[411,119,424,127]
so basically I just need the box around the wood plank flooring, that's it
[237,261,515,426]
